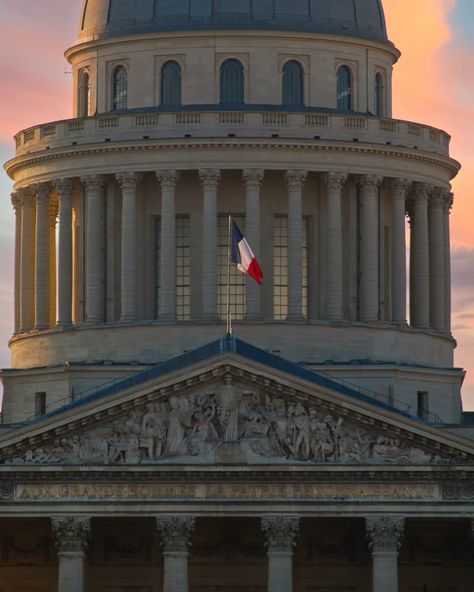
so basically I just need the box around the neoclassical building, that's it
[1,0,474,591]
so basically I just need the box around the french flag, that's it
[231,220,263,285]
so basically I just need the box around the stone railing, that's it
[13,110,451,157]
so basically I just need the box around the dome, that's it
[79,0,390,44]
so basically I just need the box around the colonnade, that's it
[11,170,453,335]
[52,514,404,592]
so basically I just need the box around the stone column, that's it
[443,192,453,334]
[157,516,195,592]
[11,192,22,334]
[52,517,90,592]
[19,188,35,332]
[366,517,404,592]
[323,172,347,321]
[390,178,410,325]
[199,169,220,321]
[285,170,307,321]
[49,199,59,326]
[243,169,264,320]
[55,179,74,327]
[157,170,179,321]
[262,516,299,592]
[429,188,446,332]
[359,175,383,322]
[34,184,51,330]
[82,175,105,324]
[411,183,431,329]
[117,172,142,322]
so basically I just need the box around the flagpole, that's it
[226,214,232,336]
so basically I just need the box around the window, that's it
[220,59,244,105]
[282,60,304,107]
[78,69,91,117]
[112,66,128,111]
[417,391,429,420]
[337,66,352,111]
[273,216,309,320]
[161,61,182,107]
[35,392,46,417]
[375,72,384,117]
[218,215,246,320]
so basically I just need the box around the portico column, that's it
[429,188,446,332]
[323,172,347,321]
[55,179,74,327]
[157,170,179,321]
[390,179,410,325]
[199,169,220,321]
[366,517,404,592]
[285,170,307,321]
[157,516,195,592]
[443,192,453,334]
[34,183,51,330]
[359,175,383,322]
[11,192,22,334]
[50,199,59,326]
[19,188,35,332]
[262,517,299,592]
[52,516,90,592]
[411,183,432,329]
[117,172,142,322]
[243,169,264,320]
[82,175,105,324]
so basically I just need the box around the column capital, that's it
[390,178,412,197]
[17,187,34,208]
[81,174,105,191]
[359,175,383,190]
[33,183,51,204]
[52,516,91,553]
[199,169,221,189]
[157,516,195,552]
[11,191,22,210]
[430,186,449,209]
[49,200,59,225]
[262,516,299,552]
[285,170,307,191]
[243,169,264,189]
[413,182,434,203]
[443,191,454,213]
[54,178,74,196]
[322,172,347,191]
[116,171,143,190]
[366,517,404,553]
[156,169,180,190]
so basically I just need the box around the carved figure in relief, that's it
[142,402,169,460]
[216,374,240,441]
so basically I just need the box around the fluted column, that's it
[366,517,404,592]
[52,517,90,592]
[359,175,382,322]
[117,172,142,322]
[157,170,179,321]
[82,175,105,324]
[390,179,410,325]
[243,169,264,320]
[323,172,347,321]
[19,188,35,332]
[443,192,453,334]
[199,169,220,321]
[34,184,51,330]
[55,179,74,327]
[157,516,195,592]
[11,192,22,334]
[411,183,431,329]
[429,188,446,332]
[49,199,58,326]
[285,170,307,321]
[262,517,299,592]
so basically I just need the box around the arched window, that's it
[112,66,128,111]
[161,61,182,107]
[220,59,244,105]
[78,70,91,117]
[337,66,352,111]
[375,72,384,117]
[282,60,304,107]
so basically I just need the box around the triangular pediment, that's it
[1,349,473,468]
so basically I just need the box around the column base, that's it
[244,313,264,322]
[159,314,177,323]
[286,314,306,323]
[56,321,73,330]
[34,323,50,331]
[201,314,221,322]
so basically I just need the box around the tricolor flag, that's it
[231,220,263,285]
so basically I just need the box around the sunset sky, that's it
[0,0,473,407]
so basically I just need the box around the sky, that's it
[0,0,473,407]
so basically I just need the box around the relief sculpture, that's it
[3,375,447,466]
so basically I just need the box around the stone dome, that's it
[79,0,390,44]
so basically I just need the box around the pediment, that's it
[1,355,473,467]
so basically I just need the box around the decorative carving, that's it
[430,186,448,209]
[192,535,266,560]
[199,169,221,189]
[442,483,474,500]
[156,516,195,551]
[366,517,404,553]
[322,172,347,192]
[390,178,411,198]
[413,182,433,204]
[116,172,143,190]
[51,517,91,553]
[54,178,74,197]
[359,175,383,191]
[261,517,299,552]
[32,183,50,205]
[0,533,53,565]
[17,187,34,209]
[10,192,21,210]
[242,169,264,190]
[157,169,180,191]
[0,482,13,502]
[443,191,454,213]
[81,174,105,191]
[285,170,307,191]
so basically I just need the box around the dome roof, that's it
[79,0,390,44]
